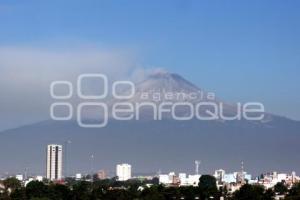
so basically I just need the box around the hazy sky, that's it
[0,0,299,131]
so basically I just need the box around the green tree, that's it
[3,177,21,194]
[219,186,230,200]
[140,185,166,200]
[198,175,219,199]
[72,181,92,200]
[103,189,132,200]
[285,183,300,200]
[25,181,49,199]
[233,184,261,200]
[179,186,198,200]
[232,184,274,200]
[274,182,288,195]
[263,188,275,200]
[48,184,71,200]
[163,187,180,199]
[10,188,27,200]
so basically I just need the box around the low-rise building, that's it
[159,172,200,187]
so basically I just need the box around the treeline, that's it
[0,175,300,200]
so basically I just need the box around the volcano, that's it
[0,71,299,176]
[107,71,258,121]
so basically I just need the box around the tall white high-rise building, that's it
[46,144,63,180]
[116,163,131,181]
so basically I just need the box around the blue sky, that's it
[0,0,300,129]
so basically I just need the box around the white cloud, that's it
[0,46,138,131]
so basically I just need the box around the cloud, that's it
[0,46,138,131]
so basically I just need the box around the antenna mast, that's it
[195,160,201,175]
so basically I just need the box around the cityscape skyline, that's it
[1,144,299,197]
[1,144,299,180]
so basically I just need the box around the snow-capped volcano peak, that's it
[135,70,202,95]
